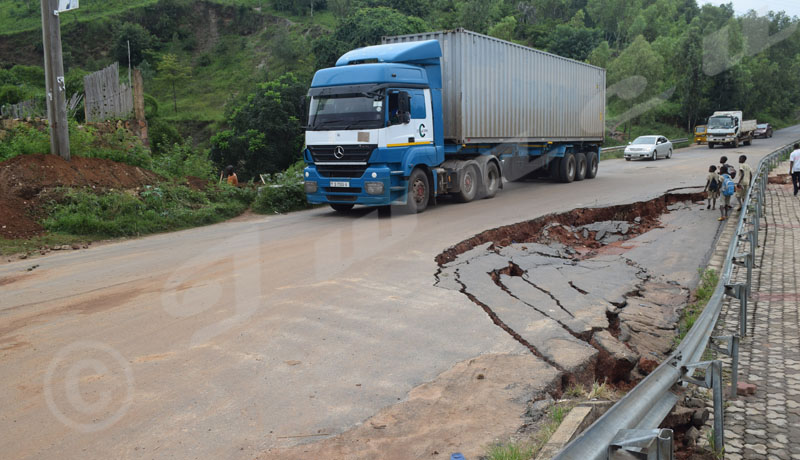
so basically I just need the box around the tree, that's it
[313,7,428,69]
[113,22,156,67]
[547,25,602,61]
[209,73,308,179]
[156,54,190,114]
[588,40,612,68]
[366,0,431,17]
[488,16,517,42]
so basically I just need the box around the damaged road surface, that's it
[260,192,721,459]
[436,192,717,389]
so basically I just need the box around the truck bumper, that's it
[304,165,405,206]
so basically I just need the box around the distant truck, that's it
[706,111,756,149]
[302,29,606,213]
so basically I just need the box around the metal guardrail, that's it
[600,138,690,154]
[555,139,800,459]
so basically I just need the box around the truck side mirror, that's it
[398,91,411,124]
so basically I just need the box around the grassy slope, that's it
[0,1,330,126]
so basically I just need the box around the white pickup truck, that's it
[707,111,756,149]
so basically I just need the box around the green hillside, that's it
[1,0,799,180]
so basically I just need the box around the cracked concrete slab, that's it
[437,197,720,386]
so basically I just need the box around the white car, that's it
[624,135,673,161]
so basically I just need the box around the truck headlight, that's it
[364,181,384,195]
[304,181,318,193]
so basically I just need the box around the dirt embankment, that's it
[0,154,160,239]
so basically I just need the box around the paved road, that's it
[2,125,799,459]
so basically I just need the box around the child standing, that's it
[736,155,753,211]
[704,165,720,210]
[719,170,735,221]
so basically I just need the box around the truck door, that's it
[383,89,433,148]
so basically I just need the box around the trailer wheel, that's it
[559,153,576,183]
[575,152,587,181]
[401,168,429,214]
[585,152,598,179]
[330,204,354,213]
[456,165,479,203]
[483,162,500,199]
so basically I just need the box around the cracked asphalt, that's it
[1,125,799,459]
[435,201,717,383]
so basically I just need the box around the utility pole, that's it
[40,0,70,160]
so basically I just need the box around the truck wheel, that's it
[734,138,739,148]
[402,168,429,214]
[586,152,598,179]
[744,138,751,146]
[575,152,587,181]
[330,204,354,213]
[456,165,478,203]
[708,143,714,149]
[559,153,576,183]
[483,162,500,199]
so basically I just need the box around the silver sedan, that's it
[624,135,673,161]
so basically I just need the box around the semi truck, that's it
[303,29,606,213]
[706,111,757,149]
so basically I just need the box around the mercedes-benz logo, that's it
[334,146,345,159]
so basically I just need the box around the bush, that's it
[114,22,156,66]
[252,161,311,214]
[151,139,215,180]
[43,183,251,237]
[148,118,182,155]
[0,124,50,162]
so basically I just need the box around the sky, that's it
[707,0,800,18]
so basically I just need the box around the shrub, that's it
[252,161,311,214]
[0,124,50,161]
[43,183,251,237]
[151,139,215,180]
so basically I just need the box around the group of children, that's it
[704,155,754,221]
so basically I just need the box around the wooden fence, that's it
[0,98,44,119]
[83,62,133,122]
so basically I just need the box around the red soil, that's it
[0,154,160,239]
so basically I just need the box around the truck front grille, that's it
[309,144,375,178]
[308,144,375,163]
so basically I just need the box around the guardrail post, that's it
[681,360,724,455]
[725,283,748,337]
[712,335,740,399]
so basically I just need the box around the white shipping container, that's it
[383,29,606,144]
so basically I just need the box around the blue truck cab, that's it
[303,40,449,213]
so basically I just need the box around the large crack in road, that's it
[435,192,710,389]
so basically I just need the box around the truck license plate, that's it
[330,181,349,188]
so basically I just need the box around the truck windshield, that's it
[708,117,733,129]
[695,126,705,133]
[308,93,384,130]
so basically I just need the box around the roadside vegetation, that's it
[675,268,720,344]
[485,381,617,460]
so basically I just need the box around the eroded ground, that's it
[261,192,723,459]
